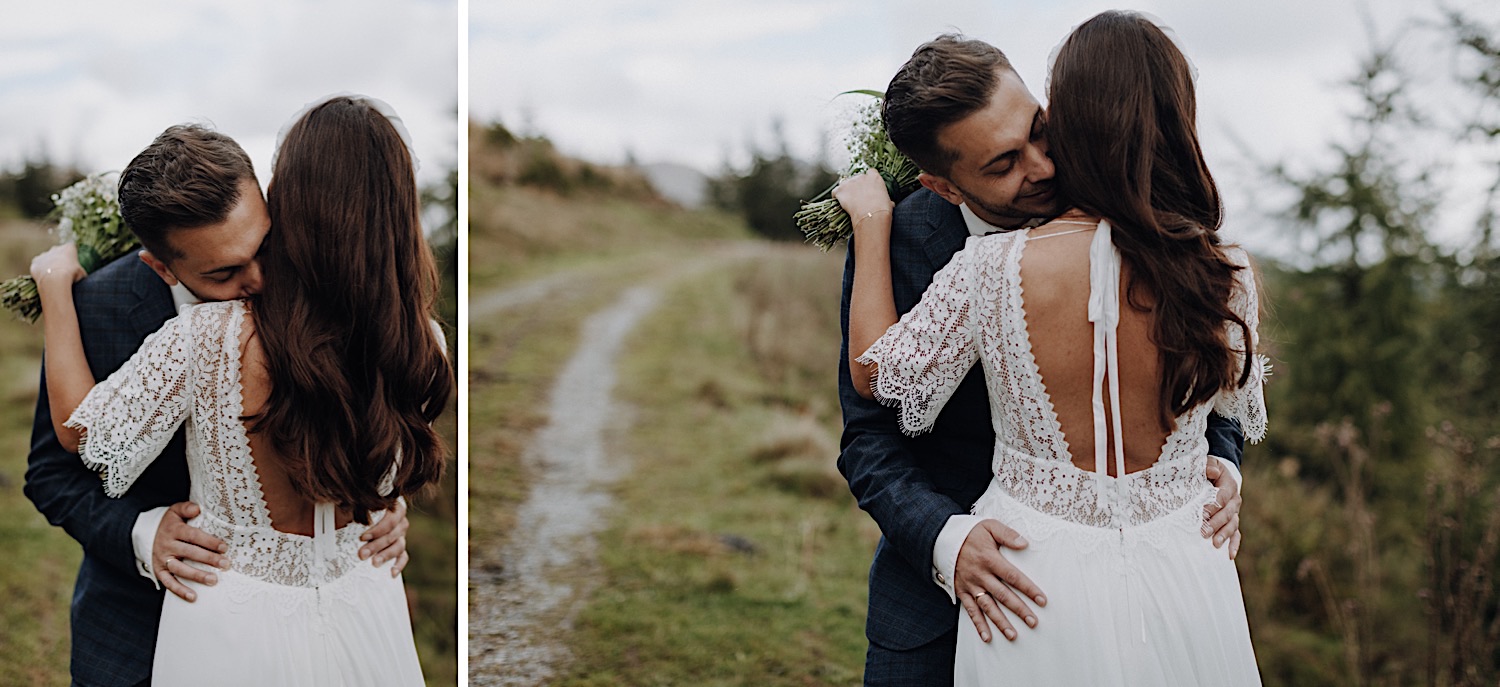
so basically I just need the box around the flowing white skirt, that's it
[955,485,1261,686]
[152,558,424,686]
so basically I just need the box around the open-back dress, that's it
[858,222,1265,685]
[67,299,424,686]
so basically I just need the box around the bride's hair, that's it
[253,96,452,520]
[1046,11,1255,430]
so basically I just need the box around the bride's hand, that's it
[832,169,895,232]
[30,243,86,296]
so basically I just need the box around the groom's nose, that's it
[241,259,265,296]
[1023,139,1055,184]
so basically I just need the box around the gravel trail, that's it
[467,284,661,686]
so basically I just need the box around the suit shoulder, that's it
[72,254,172,336]
[74,254,152,301]
[891,188,960,242]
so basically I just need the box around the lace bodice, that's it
[67,300,380,587]
[858,225,1267,529]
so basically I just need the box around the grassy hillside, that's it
[467,122,884,684]
[555,249,874,686]
[467,121,757,570]
[467,122,750,292]
[0,221,73,686]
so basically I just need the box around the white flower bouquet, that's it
[794,91,922,251]
[1,172,138,322]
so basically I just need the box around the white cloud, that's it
[472,0,1490,257]
[0,0,457,188]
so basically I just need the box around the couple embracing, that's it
[25,95,451,686]
[837,12,1266,686]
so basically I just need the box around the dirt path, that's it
[468,270,584,319]
[468,283,661,685]
[466,244,786,684]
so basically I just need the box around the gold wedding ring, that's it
[974,591,989,600]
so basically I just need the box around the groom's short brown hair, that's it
[118,124,258,262]
[883,35,1015,176]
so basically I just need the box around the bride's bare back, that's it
[1021,222,1165,476]
[238,314,356,534]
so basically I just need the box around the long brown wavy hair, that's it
[252,96,452,521]
[1046,11,1253,430]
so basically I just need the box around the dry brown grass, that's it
[466,120,751,292]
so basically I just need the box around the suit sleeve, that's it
[836,236,967,578]
[24,273,165,578]
[1204,413,1245,471]
[25,361,153,577]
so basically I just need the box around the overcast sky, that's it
[0,0,458,190]
[472,0,1497,255]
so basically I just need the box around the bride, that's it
[837,11,1265,685]
[30,95,452,685]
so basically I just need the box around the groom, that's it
[24,124,410,686]
[837,35,1247,684]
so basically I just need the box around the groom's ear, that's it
[919,173,965,208]
[138,250,180,287]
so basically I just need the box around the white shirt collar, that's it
[959,203,997,237]
[959,203,1047,237]
[170,283,201,315]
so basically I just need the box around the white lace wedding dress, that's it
[859,223,1265,685]
[66,299,424,686]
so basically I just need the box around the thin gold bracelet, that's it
[854,208,892,231]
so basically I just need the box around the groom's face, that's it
[921,69,1060,228]
[140,178,270,303]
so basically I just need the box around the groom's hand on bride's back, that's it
[1202,458,1242,559]
[955,520,1047,643]
[358,497,410,577]
[154,501,229,602]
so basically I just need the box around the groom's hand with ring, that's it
[1202,457,1242,559]
[359,497,410,576]
[154,501,229,602]
[955,519,1046,643]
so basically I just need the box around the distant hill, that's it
[467,120,753,290]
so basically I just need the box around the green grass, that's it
[0,220,78,687]
[466,168,756,567]
[554,248,881,686]
[411,397,459,687]
[0,220,458,686]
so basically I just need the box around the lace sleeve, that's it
[1214,247,1268,443]
[64,311,195,497]
[856,240,982,437]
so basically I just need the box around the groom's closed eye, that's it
[201,265,246,283]
[981,110,1048,176]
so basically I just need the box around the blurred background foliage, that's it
[1210,8,1500,685]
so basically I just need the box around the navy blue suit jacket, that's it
[24,255,187,686]
[837,188,1245,653]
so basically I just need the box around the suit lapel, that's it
[126,260,176,342]
[921,196,968,271]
